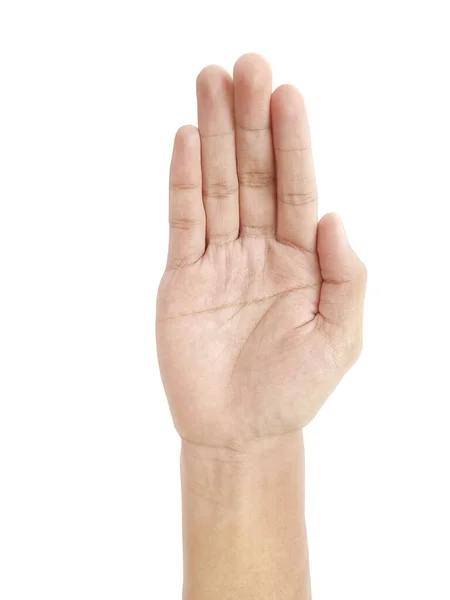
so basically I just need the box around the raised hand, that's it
[156,53,367,451]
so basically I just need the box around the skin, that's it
[156,53,367,599]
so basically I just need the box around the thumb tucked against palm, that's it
[317,212,367,356]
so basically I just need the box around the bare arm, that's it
[181,433,310,599]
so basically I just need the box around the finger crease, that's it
[275,146,312,153]
[236,123,271,133]
[203,184,238,199]
[278,192,317,206]
[238,171,275,188]
[240,224,275,237]
[200,131,234,139]
[170,218,204,230]
[170,182,201,191]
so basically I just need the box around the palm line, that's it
[158,282,320,321]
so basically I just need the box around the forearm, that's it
[181,431,311,600]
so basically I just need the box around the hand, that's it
[156,53,367,451]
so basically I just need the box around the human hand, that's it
[156,54,367,451]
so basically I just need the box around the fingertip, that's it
[271,84,305,117]
[319,212,341,225]
[196,65,232,99]
[171,125,201,184]
[174,125,200,150]
[233,53,272,89]
[318,213,367,283]
[175,124,199,138]
[318,212,349,246]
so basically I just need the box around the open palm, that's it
[157,54,367,450]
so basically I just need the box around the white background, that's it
[1,1,449,598]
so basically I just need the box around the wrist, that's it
[180,430,310,600]
[180,430,305,509]
[180,430,304,466]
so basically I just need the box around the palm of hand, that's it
[157,55,366,450]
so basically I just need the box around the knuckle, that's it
[351,255,368,280]
[358,261,368,281]
[350,335,363,362]
[343,331,364,366]
[326,325,363,369]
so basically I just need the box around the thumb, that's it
[317,213,367,335]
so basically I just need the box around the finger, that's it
[196,66,239,245]
[271,85,318,251]
[167,125,205,269]
[233,53,276,238]
[317,213,367,336]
